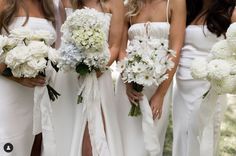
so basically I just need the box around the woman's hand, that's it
[14,76,46,88]
[126,83,143,105]
[96,70,103,78]
[150,93,165,120]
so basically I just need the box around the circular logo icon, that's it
[3,143,13,153]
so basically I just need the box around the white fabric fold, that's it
[77,72,110,156]
[139,95,160,156]
[33,66,57,156]
[198,88,219,140]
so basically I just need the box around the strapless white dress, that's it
[115,22,172,156]
[173,25,227,156]
[0,17,56,156]
[53,8,123,156]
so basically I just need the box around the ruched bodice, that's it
[128,22,170,41]
[177,25,223,80]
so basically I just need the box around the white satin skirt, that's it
[115,76,172,156]
[0,76,34,156]
[172,78,227,156]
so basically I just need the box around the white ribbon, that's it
[139,95,160,156]
[77,72,110,156]
[33,67,57,156]
[198,88,219,140]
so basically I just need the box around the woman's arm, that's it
[107,0,125,66]
[61,0,72,8]
[231,9,236,23]
[118,6,129,61]
[150,0,186,119]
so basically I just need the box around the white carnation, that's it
[226,22,236,51]
[190,58,208,79]
[210,40,233,59]
[207,59,231,80]
[212,75,236,94]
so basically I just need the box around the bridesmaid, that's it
[173,0,236,156]
[0,0,56,156]
[53,0,124,156]
[116,0,186,156]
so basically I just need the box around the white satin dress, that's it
[0,17,56,156]
[53,8,123,156]
[173,25,227,156]
[115,22,172,156]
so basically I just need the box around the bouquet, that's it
[117,37,176,116]
[0,27,60,100]
[191,23,236,95]
[58,7,110,103]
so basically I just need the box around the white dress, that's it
[53,8,123,156]
[0,17,56,156]
[172,25,227,156]
[115,22,172,156]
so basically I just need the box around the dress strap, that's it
[166,0,170,23]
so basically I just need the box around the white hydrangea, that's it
[58,8,110,74]
[210,40,233,59]
[226,22,236,51]
[191,58,208,79]
[207,59,231,80]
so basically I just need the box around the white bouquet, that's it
[58,7,110,103]
[117,38,176,116]
[191,23,236,95]
[0,27,60,100]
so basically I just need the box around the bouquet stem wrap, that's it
[139,95,161,156]
[77,72,110,156]
[33,68,56,156]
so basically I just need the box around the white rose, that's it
[5,45,30,68]
[0,35,9,54]
[48,47,59,63]
[28,41,48,58]
[20,64,39,78]
[27,58,47,70]
[211,40,233,59]
[31,30,55,45]
[191,58,208,79]
[9,27,32,41]
[207,59,231,80]
[226,22,236,51]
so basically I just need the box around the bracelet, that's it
[1,68,13,77]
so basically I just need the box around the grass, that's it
[163,95,236,156]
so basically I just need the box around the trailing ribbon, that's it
[198,88,219,140]
[33,67,57,156]
[77,72,110,156]
[139,95,160,156]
